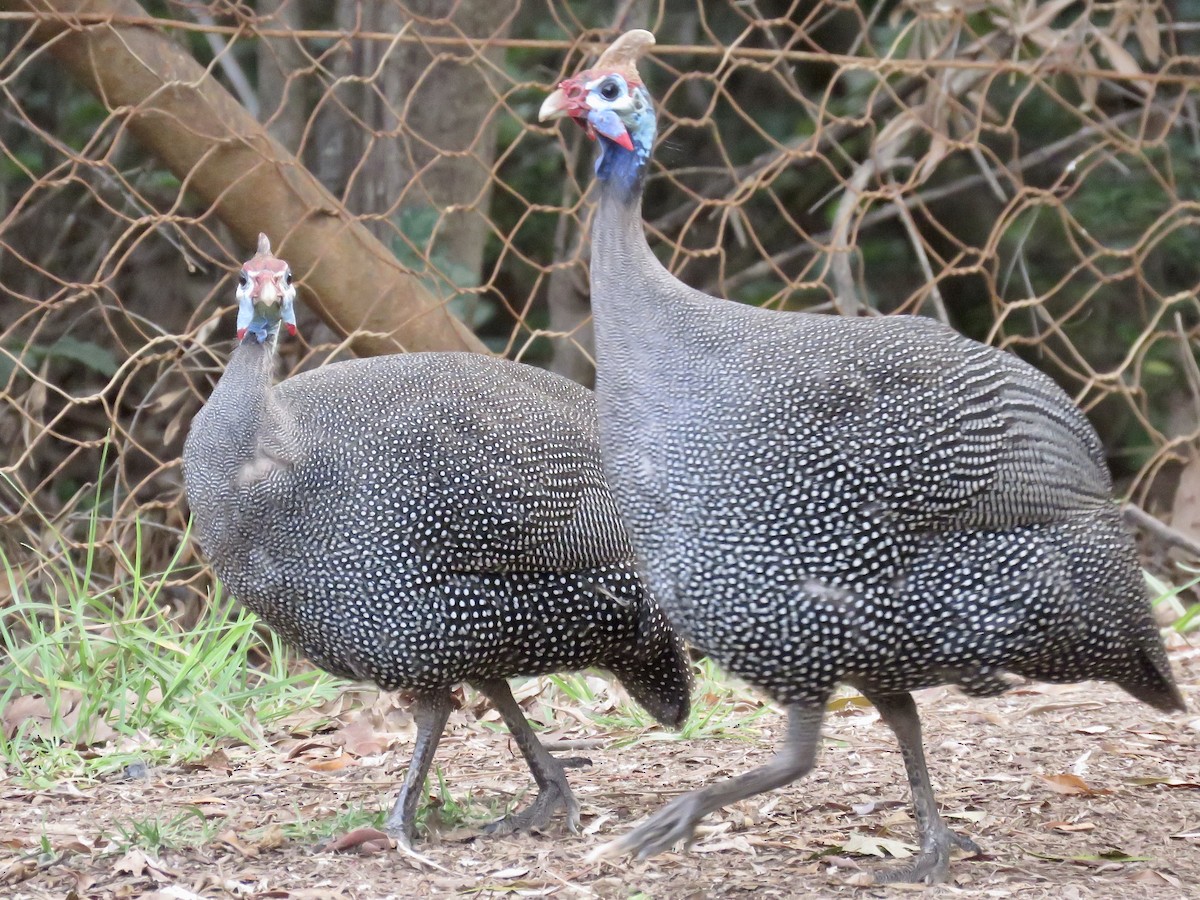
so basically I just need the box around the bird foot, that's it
[484,755,587,836]
[590,789,708,861]
[868,827,980,885]
[485,779,581,836]
[382,807,418,846]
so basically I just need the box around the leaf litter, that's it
[0,649,1196,898]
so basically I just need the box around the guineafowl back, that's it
[589,214,1179,712]
[183,349,689,724]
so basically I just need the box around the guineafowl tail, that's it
[608,644,692,729]
[1118,641,1186,713]
[607,604,693,728]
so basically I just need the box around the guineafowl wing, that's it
[829,315,1113,530]
[276,352,633,574]
[659,298,1113,536]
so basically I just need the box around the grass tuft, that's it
[0,471,339,784]
[1146,567,1200,633]
[546,656,776,745]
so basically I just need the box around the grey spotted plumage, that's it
[541,30,1184,883]
[182,234,690,846]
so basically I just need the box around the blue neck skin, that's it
[240,317,280,345]
[237,295,285,345]
[595,90,656,203]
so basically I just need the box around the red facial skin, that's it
[553,73,636,150]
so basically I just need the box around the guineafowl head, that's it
[236,233,298,343]
[539,30,658,194]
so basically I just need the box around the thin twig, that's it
[1123,503,1200,561]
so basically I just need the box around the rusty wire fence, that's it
[2,0,1200,605]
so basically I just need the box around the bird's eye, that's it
[284,271,293,286]
[599,79,621,101]
[238,272,249,288]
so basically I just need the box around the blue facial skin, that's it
[591,78,657,201]
[237,293,297,343]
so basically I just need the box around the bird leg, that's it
[860,689,980,884]
[382,688,454,848]
[596,702,824,860]
[472,678,590,836]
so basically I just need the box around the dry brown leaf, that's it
[1135,5,1161,65]
[1126,776,1200,788]
[324,827,394,855]
[692,835,757,855]
[199,748,232,772]
[308,754,353,772]
[1040,773,1110,795]
[0,857,38,886]
[176,795,229,807]
[1129,869,1182,886]
[827,694,872,714]
[1045,821,1096,832]
[2,694,53,740]
[1093,32,1148,92]
[842,832,916,859]
[287,738,338,760]
[114,849,147,876]
[490,865,529,878]
[255,824,286,852]
[334,713,391,758]
[215,829,258,858]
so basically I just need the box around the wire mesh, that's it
[2,0,1199,602]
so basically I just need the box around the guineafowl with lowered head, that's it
[539,31,1184,883]
[182,234,691,847]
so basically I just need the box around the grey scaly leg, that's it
[382,688,453,848]
[601,702,824,859]
[861,690,980,884]
[473,678,591,835]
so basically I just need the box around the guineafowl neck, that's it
[593,189,675,330]
[204,337,279,457]
[183,335,286,560]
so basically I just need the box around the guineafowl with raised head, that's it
[182,234,691,847]
[539,31,1184,883]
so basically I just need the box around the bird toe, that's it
[485,780,576,836]
[868,826,979,885]
[607,791,707,860]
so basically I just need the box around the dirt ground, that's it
[2,644,1197,900]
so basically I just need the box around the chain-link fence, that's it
[3,0,1200,603]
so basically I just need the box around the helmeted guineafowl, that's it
[539,31,1185,883]
[182,234,691,847]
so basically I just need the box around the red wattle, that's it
[613,131,634,151]
[236,328,247,340]
[286,324,298,336]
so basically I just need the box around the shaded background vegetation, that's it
[2,0,1200,612]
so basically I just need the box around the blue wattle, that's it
[240,316,278,344]
[595,140,647,198]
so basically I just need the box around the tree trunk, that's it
[1,0,485,357]
[257,0,309,152]
[314,0,516,317]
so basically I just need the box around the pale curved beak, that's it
[257,280,280,306]
[539,88,570,122]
